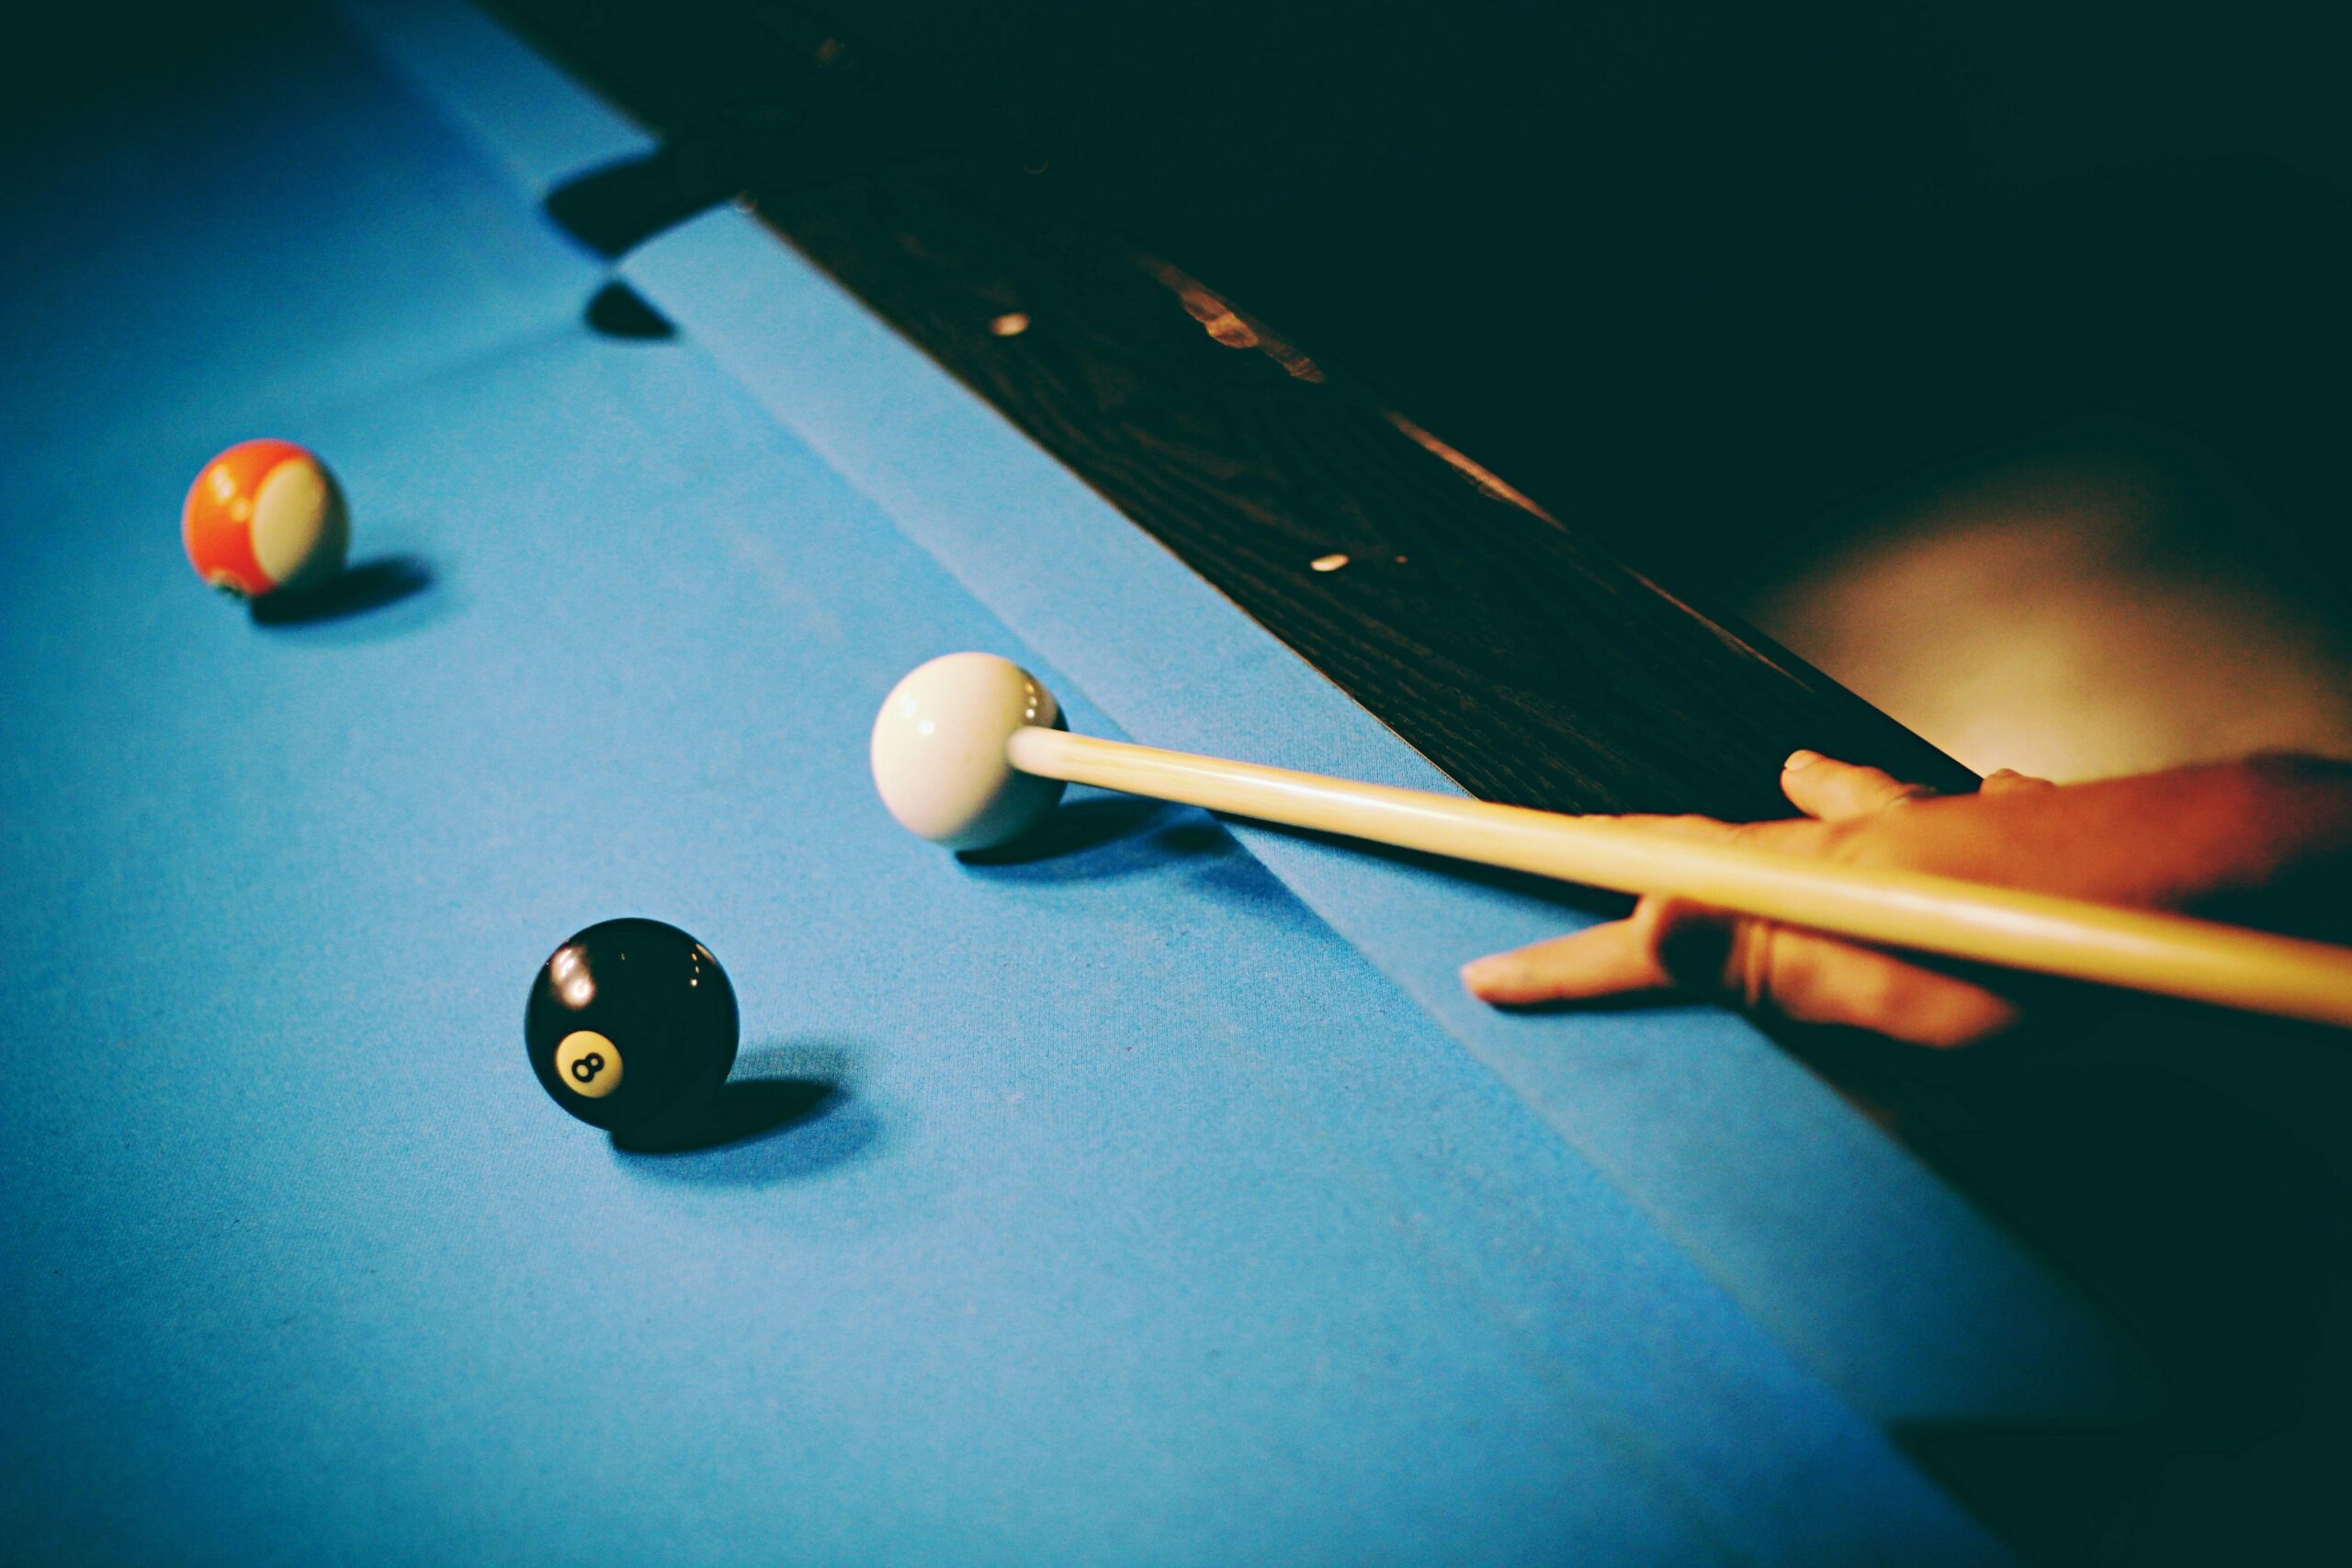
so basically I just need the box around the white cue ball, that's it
[871,652,1068,851]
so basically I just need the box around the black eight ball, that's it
[526,918,739,1132]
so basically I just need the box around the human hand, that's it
[1458,751,2352,1046]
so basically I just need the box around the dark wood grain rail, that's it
[496,0,1976,821]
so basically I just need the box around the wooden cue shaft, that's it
[1004,727,2352,1030]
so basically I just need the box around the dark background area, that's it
[17,3,2347,601]
[842,1,2352,603]
[588,0,2352,604]
[820,1,2352,592]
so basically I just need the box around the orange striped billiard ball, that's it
[182,439,350,602]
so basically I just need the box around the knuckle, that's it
[1814,820,1873,863]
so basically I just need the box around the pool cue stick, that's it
[1004,727,2352,1030]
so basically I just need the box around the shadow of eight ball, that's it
[526,919,740,1134]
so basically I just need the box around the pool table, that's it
[0,3,2146,1562]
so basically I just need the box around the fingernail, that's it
[1783,749,1821,773]
[1988,768,2017,778]
[1459,957,1498,989]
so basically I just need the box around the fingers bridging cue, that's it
[1781,750,1934,821]
[1459,916,1675,1005]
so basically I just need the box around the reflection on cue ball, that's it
[554,1030,622,1098]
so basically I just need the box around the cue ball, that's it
[870,652,1067,851]
[525,919,739,1132]
[182,439,350,602]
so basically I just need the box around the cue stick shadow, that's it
[1218,817,1636,925]
[612,1039,881,1183]
[1217,819,1685,1013]
[957,793,1329,924]
[249,554,435,628]
[958,792,1639,935]
[954,793,1191,876]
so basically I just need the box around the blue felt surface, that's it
[605,147,2146,1435]
[0,2,2075,1562]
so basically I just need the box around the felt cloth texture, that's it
[0,1,2117,1561]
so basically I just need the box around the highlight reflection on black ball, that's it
[525,919,739,1132]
